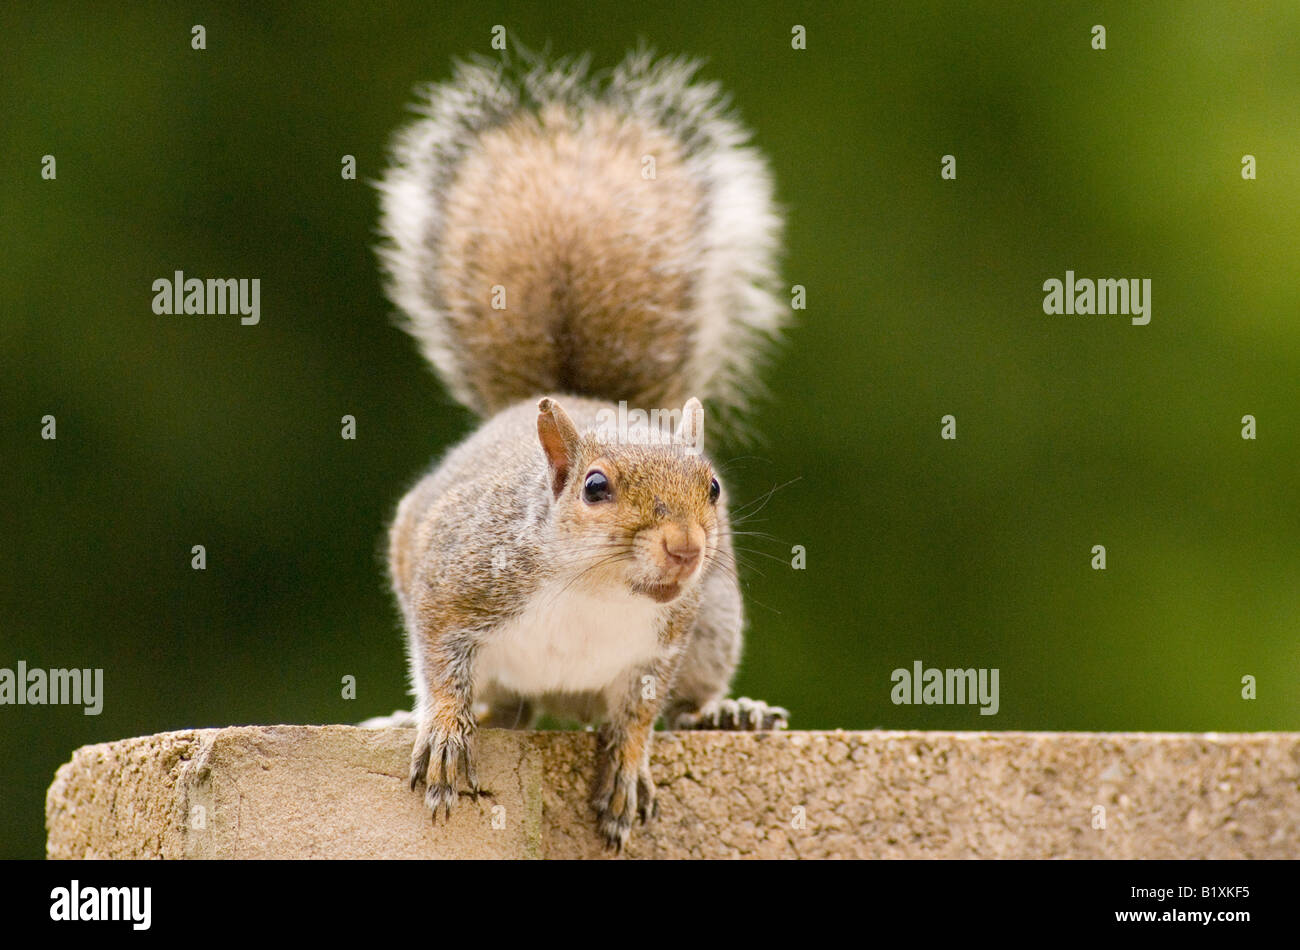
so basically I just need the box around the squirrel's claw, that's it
[409,715,478,823]
[673,697,790,731]
[408,740,430,793]
[459,743,480,798]
[636,762,658,826]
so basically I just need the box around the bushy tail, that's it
[377,49,784,431]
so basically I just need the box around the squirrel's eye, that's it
[708,477,721,504]
[583,470,612,504]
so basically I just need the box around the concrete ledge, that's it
[45,727,1300,859]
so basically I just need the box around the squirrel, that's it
[373,49,789,852]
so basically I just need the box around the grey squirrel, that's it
[374,49,789,851]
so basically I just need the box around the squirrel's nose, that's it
[661,525,703,571]
[662,538,701,569]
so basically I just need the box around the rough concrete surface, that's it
[45,727,1300,859]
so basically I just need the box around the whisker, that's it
[730,476,803,520]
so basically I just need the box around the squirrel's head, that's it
[537,396,724,604]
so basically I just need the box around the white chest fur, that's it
[475,581,666,696]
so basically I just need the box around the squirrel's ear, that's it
[537,397,581,498]
[676,397,705,453]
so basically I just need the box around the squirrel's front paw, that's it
[591,756,657,853]
[673,696,789,731]
[409,713,479,821]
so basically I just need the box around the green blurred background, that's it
[2,2,1297,858]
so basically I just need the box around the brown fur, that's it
[437,107,702,413]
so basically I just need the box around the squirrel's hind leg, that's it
[665,565,790,731]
